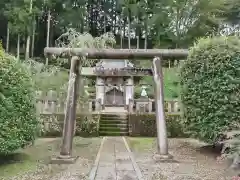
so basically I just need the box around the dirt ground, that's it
[127,138,239,180]
[0,137,102,180]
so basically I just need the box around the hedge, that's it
[38,114,99,137]
[39,113,184,138]
[0,46,38,154]
[180,36,240,143]
[128,113,186,137]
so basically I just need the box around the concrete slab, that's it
[95,166,116,179]
[89,137,143,180]
[116,170,138,180]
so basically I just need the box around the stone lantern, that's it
[140,85,148,98]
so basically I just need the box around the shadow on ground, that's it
[0,137,101,180]
[0,153,30,165]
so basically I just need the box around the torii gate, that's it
[44,48,188,164]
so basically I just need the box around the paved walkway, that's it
[90,137,143,180]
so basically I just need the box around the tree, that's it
[25,0,33,60]
[150,0,225,48]
[0,43,38,154]
[0,0,237,58]
[180,36,240,143]
[4,0,29,58]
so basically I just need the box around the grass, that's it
[0,137,102,179]
[135,67,180,99]
[34,68,69,92]
[127,137,155,152]
[0,138,59,178]
[0,153,37,177]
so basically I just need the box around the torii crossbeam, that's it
[44,47,188,164]
[44,48,188,59]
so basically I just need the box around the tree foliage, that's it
[55,29,116,67]
[0,44,38,154]
[1,0,239,57]
[180,36,240,143]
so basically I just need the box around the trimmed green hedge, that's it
[128,113,186,137]
[0,47,38,154]
[40,113,184,138]
[180,36,240,143]
[38,114,99,137]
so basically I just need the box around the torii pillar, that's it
[152,57,173,161]
[50,56,80,164]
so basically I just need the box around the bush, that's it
[0,47,38,154]
[38,114,99,137]
[180,36,240,143]
[128,113,186,137]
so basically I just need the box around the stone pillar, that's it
[95,77,105,107]
[125,77,134,106]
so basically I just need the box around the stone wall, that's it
[128,113,187,137]
[38,114,100,137]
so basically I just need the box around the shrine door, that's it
[105,88,124,106]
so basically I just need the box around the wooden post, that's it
[51,56,80,164]
[152,57,173,161]
[128,99,134,113]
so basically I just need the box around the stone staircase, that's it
[99,113,129,136]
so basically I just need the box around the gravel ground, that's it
[128,138,239,180]
[1,137,102,180]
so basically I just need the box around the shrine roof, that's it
[95,59,133,68]
[81,59,152,76]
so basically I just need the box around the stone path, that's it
[90,137,143,180]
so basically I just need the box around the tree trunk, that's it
[144,19,148,49]
[113,1,117,33]
[137,36,139,49]
[17,34,20,60]
[25,33,31,60]
[175,7,180,48]
[136,10,140,49]
[6,23,10,52]
[127,15,131,49]
[85,1,89,32]
[31,19,36,57]
[120,31,123,49]
[25,0,33,60]
[46,9,51,65]
[120,13,123,49]
[123,18,126,48]
[104,13,106,33]
[103,0,106,34]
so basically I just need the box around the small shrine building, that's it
[81,59,152,109]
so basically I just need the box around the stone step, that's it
[100,119,128,124]
[101,114,128,120]
[99,131,129,136]
[99,126,128,132]
[99,112,129,136]
[100,117,128,121]
[99,123,128,128]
